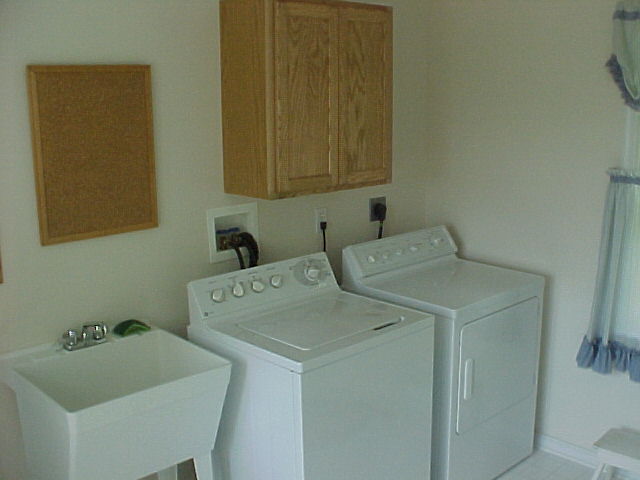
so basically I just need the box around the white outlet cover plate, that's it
[315,207,327,233]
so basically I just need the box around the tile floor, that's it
[498,450,596,480]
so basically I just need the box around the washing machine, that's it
[342,226,545,480]
[187,252,435,480]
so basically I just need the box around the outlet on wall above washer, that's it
[314,207,328,233]
[369,196,387,222]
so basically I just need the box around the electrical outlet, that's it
[369,196,387,221]
[315,207,328,233]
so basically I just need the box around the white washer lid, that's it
[363,258,543,316]
[205,291,432,372]
[238,296,402,350]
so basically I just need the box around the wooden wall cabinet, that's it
[220,0,392,199]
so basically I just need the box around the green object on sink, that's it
[113,319,151,337]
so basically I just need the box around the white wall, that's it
[0,0,431,478]
[421,0,640,451]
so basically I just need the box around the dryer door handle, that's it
[463,358,475,401]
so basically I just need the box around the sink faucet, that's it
[61,323,109,351]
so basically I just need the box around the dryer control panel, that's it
[188,252,338,323]
[343,226,457,279]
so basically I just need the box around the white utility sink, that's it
[9,329,231,480]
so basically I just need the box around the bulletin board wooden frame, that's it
[27,65,158,245]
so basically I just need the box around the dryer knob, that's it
[211,288,225,303]
[251,280,266,293]
[367,255,377,263]
[270,274,283,288]
[409,245,419,252]
[232,282,245,298]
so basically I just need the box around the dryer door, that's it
[456,297,539,434]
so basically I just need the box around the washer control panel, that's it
[343,226,457,278]
[188,252,337,321]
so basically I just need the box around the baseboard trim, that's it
[535,434,640,480]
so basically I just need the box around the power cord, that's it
[320,221,328,252]
[373,203,387,239]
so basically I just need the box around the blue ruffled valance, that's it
[607,56,640,110]
[608,1,640,109]
[577,336,640,382]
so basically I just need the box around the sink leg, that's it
[157,465,178,480]
[193,453,214,480]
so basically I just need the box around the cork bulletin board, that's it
[27,65,158,245]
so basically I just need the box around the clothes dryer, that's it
[188,252,435,480]
[342,226,544,480]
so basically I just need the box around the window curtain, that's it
[576,1,640,382]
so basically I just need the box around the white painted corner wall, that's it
[420,0,640,458]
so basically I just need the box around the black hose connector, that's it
[228,232,259,269]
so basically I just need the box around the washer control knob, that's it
[430,236,443,247]
[304,266,321,282]
[270,274,283,288]
[409,245,419,252]
[211,288,225,303]
[367,255,376,263]
[395,249,405,256]
[382,252,390,260]
[251,279,266,293]
[232,281,245,298]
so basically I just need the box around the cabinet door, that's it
[275,0,339,195]
[220,0,271,198]
[338,4,392,186]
